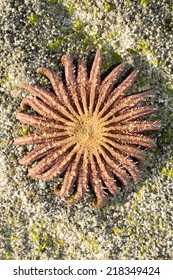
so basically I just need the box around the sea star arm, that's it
[101,142,140,182]
[77,59,89,114]
[37,67,81,118]
[54,163,78,198]
[14,130,70,145]
[89,49,102,113]
[112,121,161,133]
[103,105,157,125]
[95,152,118,195]
[28,141,76,177]
[89,154,106,208]
[98,146,130,186]
[103,137,146,164]
[18,84,78,121]
[19,96,74,124]
[56,149,83,197]
[99,89,155,121]
[94,63,127,114]
[113,89,155,113]
[33,145,79,180]
[104,133,156,148]
[66,151,89,205]
[17,143,59,165]
[16,112,66,131]
[98,69,138,117]
[62,54,83,115]
[36,67,64,103]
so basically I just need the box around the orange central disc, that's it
[68,113,104,153]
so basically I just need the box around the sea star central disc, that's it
[68,114,103,153]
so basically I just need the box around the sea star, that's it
[14,50,161,207]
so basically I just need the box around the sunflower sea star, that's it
[14,50,161,207]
